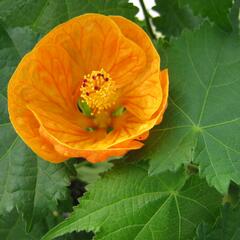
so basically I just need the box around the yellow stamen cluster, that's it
[80,68,118,115]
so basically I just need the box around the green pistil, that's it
[107,127,114,133]
[77,99,92,117]
[85,127,96,132]
[112,106,126,117]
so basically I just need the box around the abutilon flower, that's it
[8,14,169,163]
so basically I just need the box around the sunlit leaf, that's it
[180,0,233,31]
[42,162,221,240]
[152,0,201,37]
[195,204,240,240]
[135,22,240,193]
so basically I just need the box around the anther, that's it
[79,69,118,116]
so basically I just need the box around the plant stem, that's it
[64,161,77,177]
[187,163,199,175]
[139,0,156,40]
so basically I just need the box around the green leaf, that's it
[152,0,202,37]
[180,0,233,31]
[42,162,221,240]
[0,208,93,240]
[75,161,113,184]
[135,22,240,194]
[0,130,70,231]
[63,0,138,21]
[195,204,240,240]
[195,222,212,240]
[0,208,49,240]
[230,0,240,34]
[154,39,169,69]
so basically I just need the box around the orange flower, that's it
[8,14,169,163]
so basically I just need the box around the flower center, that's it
[80,68,118,115]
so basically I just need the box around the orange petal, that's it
[154,69,169,125]
[37,14,122,74]
[8,54,67,163]
[110,16,160,69]
[121,69,162,120]
[109,36,146,88]
[109,69,169,146]
[54,139,143,163]
[110,16,161,120]
[64,140,143,163]
[136,131,149,141]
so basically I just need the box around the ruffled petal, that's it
[37,14,122,75]
[81,139,143,163]
[110,16,160,68]
[153,69,169,125]
[107,69,169,147]
[8,53,67,163]
[20,45,112,150]
[110,36,146,88]
[121,69,162,120]
[49,138,143,162]
[110,16,161,120]
[136,131,149,141]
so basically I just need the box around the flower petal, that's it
[37,14,122,74]
[110,16,161,120]
[8,54,67,163]
[110,16,160,68]
[153,69,169,125]
[121,69,162,120]
[81,139,143,163]
[110,36,147,88]
[45,137,143,163]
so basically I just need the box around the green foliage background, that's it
[0,0,240,239]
